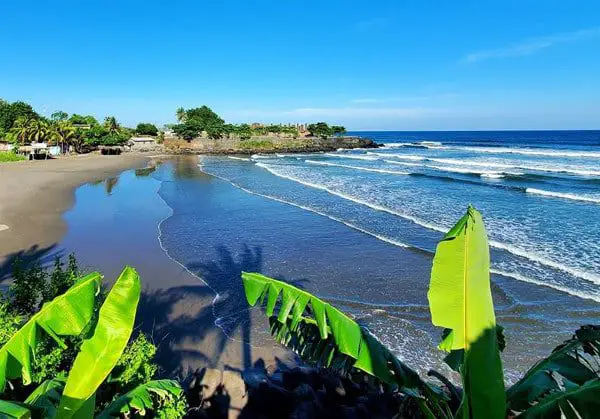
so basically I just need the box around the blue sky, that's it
[1,1,599,130]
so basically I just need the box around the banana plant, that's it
[507,325,600,418]
[242,272,452,417]
[0,272,102,392]
[427,205,506,418]
[0,267,182,418]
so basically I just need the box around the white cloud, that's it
[465,27,600,63]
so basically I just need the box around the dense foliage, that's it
[0,99,38,137]
[307,122,346,138]
[135,123,159,136]
[0,258,185,418]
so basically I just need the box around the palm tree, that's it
[51,121,77,153]
[28,119,50,143]
[7,116,33,145]
[104,116,120,134]
[176,107,187,122]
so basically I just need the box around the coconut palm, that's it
[176,107,187,122]
[51,121,77,153]
[7,116,34,145]
[103,116,120,134]
[28,119,50,143]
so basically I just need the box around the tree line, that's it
[172,105,346,140]
[0,99,158,152]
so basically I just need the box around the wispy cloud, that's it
[465,27,600,63]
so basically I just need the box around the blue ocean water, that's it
[183,131,600,379]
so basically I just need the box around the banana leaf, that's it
[0,400,31,418]
[57,266,141,418]
[24,376,66,418]
[507,325,600,412]
[427,206,505,419]
[97,379,182,418]
[520,378,600,419]
[243,272,418,386]
[0,273,101,393]
[242,272,451,417]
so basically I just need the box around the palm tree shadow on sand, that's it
[138,243,307,381]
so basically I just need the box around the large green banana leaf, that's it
[427,206,505,419]
[0,273,101,393]
[507,325,600,412]
[57,266,141,418]
[0,400,31,418]
[243,272,416,385]
[97,379,182,418]
[24,376,66,418]
[520,378,600,418]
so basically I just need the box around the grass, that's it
[0,151,26,163]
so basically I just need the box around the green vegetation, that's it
[243,206,600,418]
[0,151,26,162]
[172,105,345,141]
[135,123,158,136]
[307,122,346,138]
[0,259,184,418]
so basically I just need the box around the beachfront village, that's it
[0,99,352,161]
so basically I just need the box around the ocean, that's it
[61,130,600,382]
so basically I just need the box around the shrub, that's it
[0,151,25,163]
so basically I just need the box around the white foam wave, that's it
[228,156,251,161]
[428,158,600,177]
[204,168,412,249]
[257,162,600,285]
[368,152,426,161]
[526,188,600,204]
[447,146,600,159]
[250,154,274,159]
[491,269,600,303]
[305,160,410,175]
[325,153,379,161]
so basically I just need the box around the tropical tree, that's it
[135,123,158,136]
[51,121,77,153]
[27,119,51,143]
[103,116,120,134]
[51,111,69,122]
[307,122,332,138]
[176,107,186,122]
[7,116,33,145]
[0,267,184,418]
[0,100,38,135]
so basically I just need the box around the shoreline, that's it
[0,153,153,271]
[1,154,294,376]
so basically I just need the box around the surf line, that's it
[255,162,600,286]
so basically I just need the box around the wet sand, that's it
[15,155,293,378]
[0,153,152,267]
